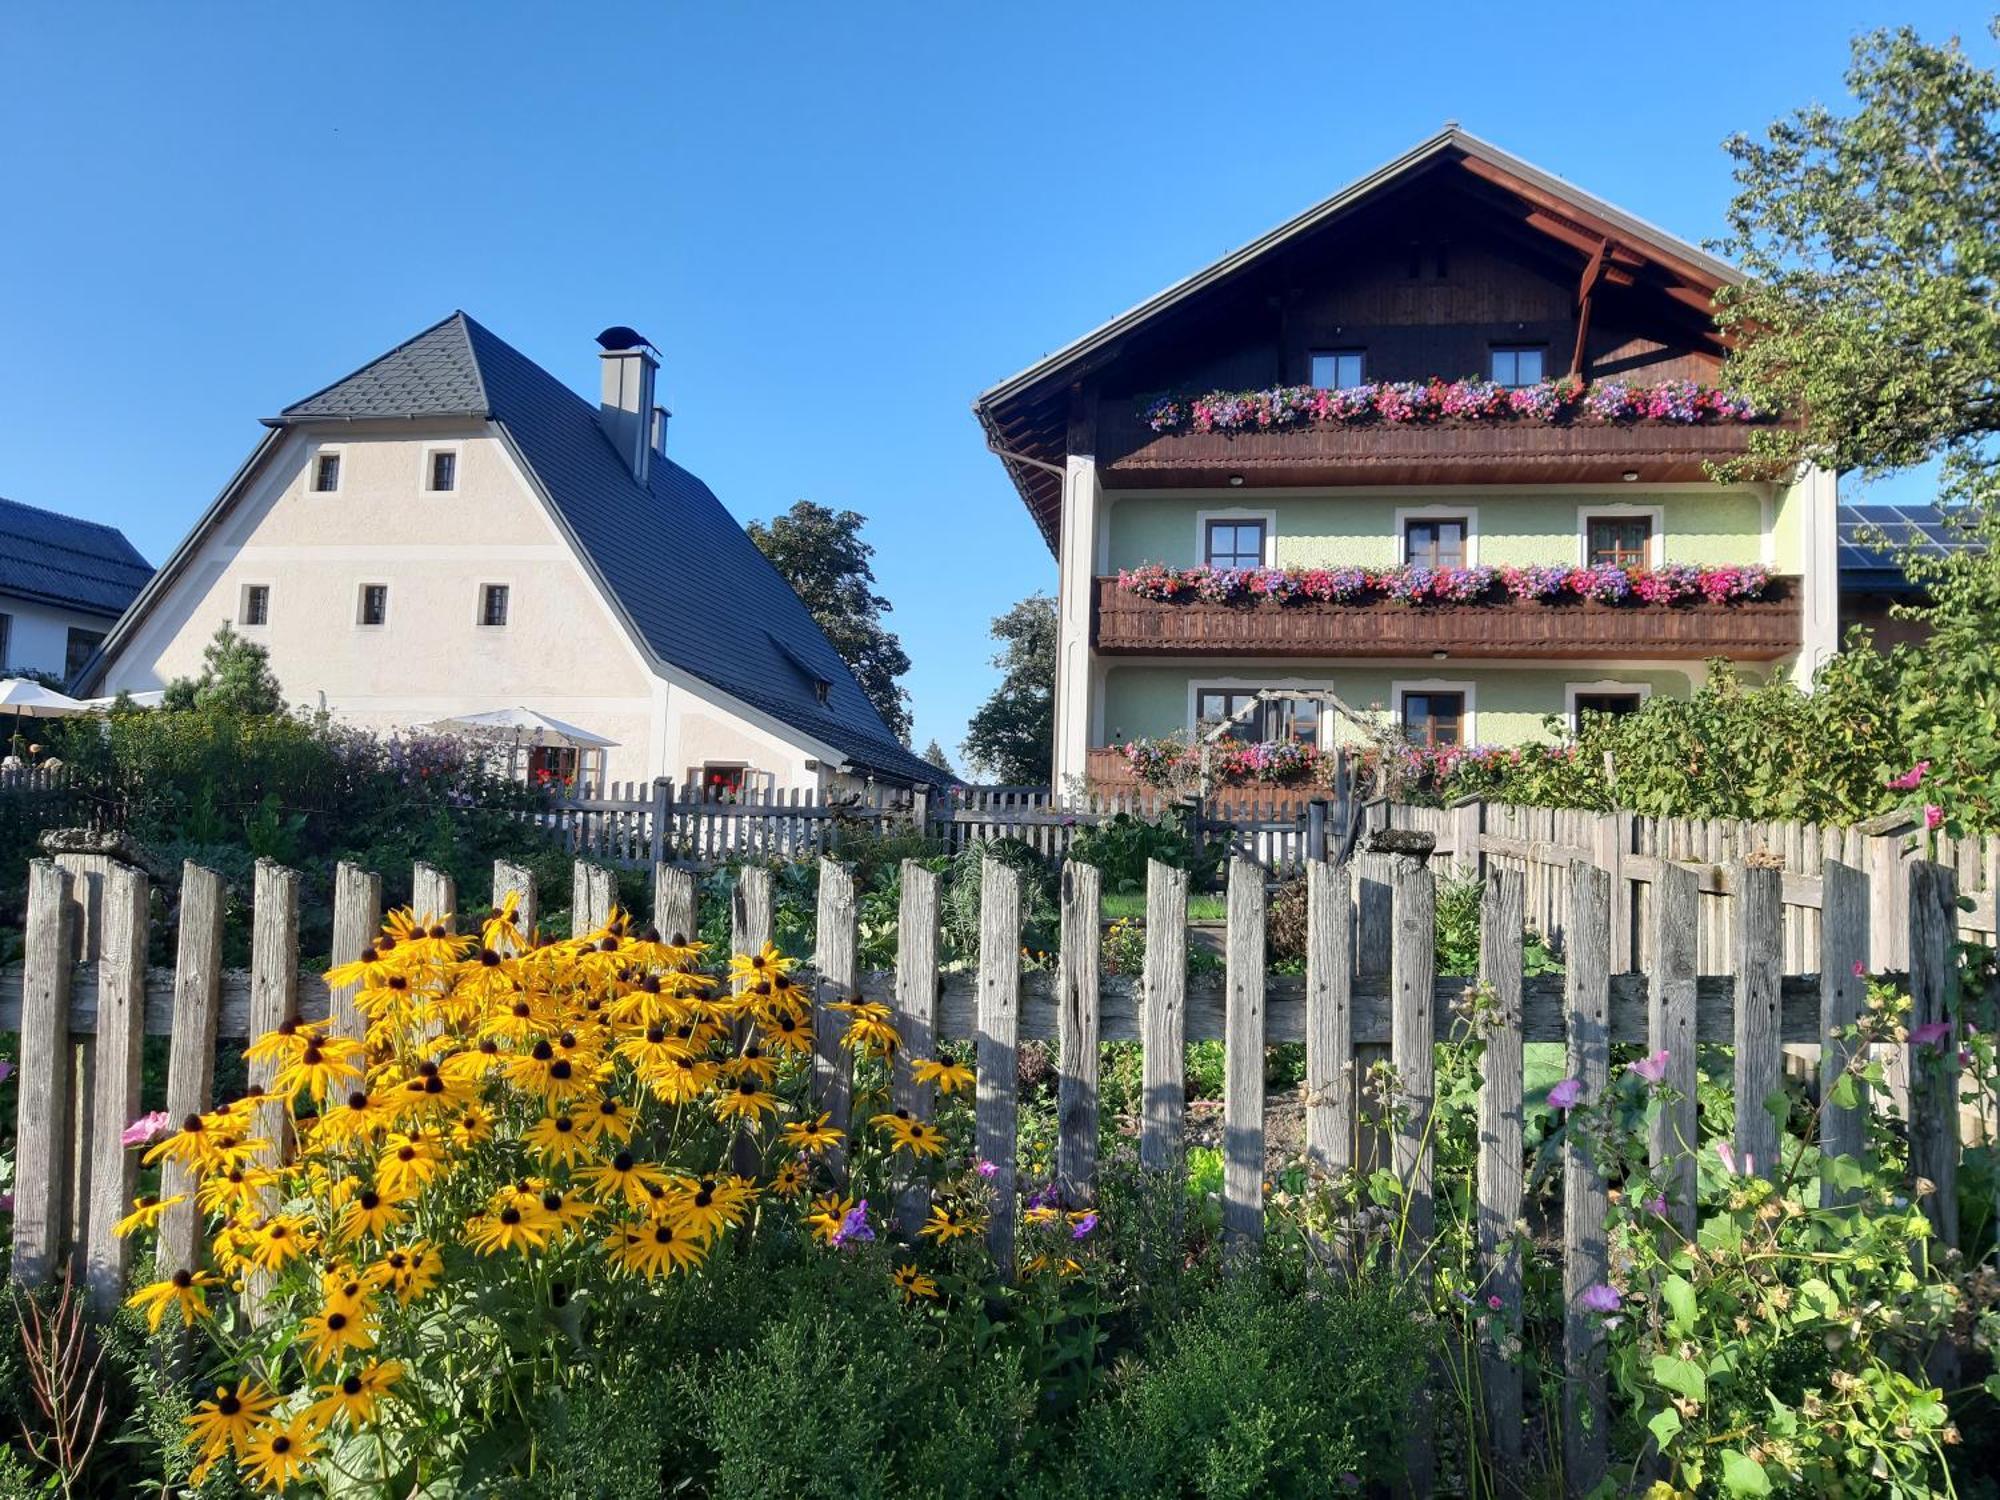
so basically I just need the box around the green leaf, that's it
[1720,1450,1771,1496]
[1647,1407,1684,1451]
[1660,1274,1698,1335]
[1651,1354,1707,1402]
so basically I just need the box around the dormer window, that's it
[313,452,341,492]
[1309,349,1365,389]
[1490,346,1545,388]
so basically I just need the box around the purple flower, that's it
[1547,1077,1584,1110]
[1627,1050,1670,1085]
[833,1199,875,1247]
[1716,1141,1754,1177]
[1910,1020,1952,1050]
[1486,1294,1504,1311]
[0,1194,12,1215]
[1580,1283,1622,1314]
[1070,1212,1099,1240]
[1643,1194,1668,1217]
[975,1159,998,1179]
[0,1060,13,1084]
[122,1110,171,1148]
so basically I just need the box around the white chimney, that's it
[651,403,671,456]
[595,327,658,484]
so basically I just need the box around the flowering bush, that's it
[1115,562,1773,607]
[1120,735,1333,790]
[113,899,1086,1492]
[1140,374,1767,434]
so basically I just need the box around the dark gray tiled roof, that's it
[272,313,940,786]
[276,315,491,421]
[0,495,153,618]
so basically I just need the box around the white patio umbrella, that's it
[417,707,618,749]
[75,689,166,710]
[0,678,87,758]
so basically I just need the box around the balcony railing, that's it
[1091,576,1804,660]
[1098,398,1767,488]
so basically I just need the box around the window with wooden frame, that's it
[1400,689,1465,749]
[1195,689,1318,745]
[312,451,342,493]
[357,583,389,627]
[1572,691,1644,725]
[528,745,579,791]
[1203,519,1267,571]
[1309,349,1365,389]
[427,449,458,493]
[1489,346,1545,388]
[240,585,270,627]
[64,628,104,681]
[1404,516,1469,569]
[1585,515,1654,569]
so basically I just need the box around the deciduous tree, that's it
[962,594,1055,785]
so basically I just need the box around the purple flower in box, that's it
[1569,565,1632,604]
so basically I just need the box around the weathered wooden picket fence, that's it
[524,777,920,866]
[0,835,1973,1495]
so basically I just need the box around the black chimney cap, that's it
[595,326,658,353]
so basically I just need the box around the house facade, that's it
[0,496,152,685]
[82,313,940,794]
[974,128,1839,790]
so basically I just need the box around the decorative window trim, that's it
[476,581,511,628]
[355,582,390,630]
[1565,679,1653,734]
[310,445,345,496]
[1576,503,1665,568]
[238,582,273,628]
[422,443,462,494]
[1193,508,1276,568]
[1391,677,1477,745]
[1394,505,1480,567]
[1185,678,1327,743]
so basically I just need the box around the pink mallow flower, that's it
[1627,1050,1670,1085]
[1910,1020,1953,1051]
[975,1159,998,1179]
[1643,1193,1669,1217]
[121,1110,171,1148]
[1580,1283,1623,1314]
[1547,1077,1584,1110]
[1885,760,1930,792]
[1924,804,1944,830]
[1715,1141,1754,1177]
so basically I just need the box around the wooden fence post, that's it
[1733,863,1783,1180]
[1139,859,1187,1174]
[730,865,771,956]
[492,861,537,950]
[1057,860,1102,1204]
[245,860,300,1323]
[158,863,223,1282]
[892,861,941,1236]
[1818,859,1870,1207]
[1651,862,1699,1238]
[1907,861,1959,1251]
[648,777,672,867]
[653,864,695,948]
[1452,798,1485,882]
[10,862,72,1288]
[1592,810,1632,972]
[1303,858,1353,1177]
[976,859,1022,1273]
[811,860,858,1178]
[412,862,455,931]
[1563,860,1612,1498]
[572,861,617,935]
[1222,856,1265,1256]
[1391,854,1436,1259]
[1352,853,1393,1172]
[84,864,149,1316]
[329,862,381,1041]
[53,851,106,1285]
[1476,867,1525,1477]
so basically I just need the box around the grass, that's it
[1102,890,1229,922]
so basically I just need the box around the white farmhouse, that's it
[81,313,938,793]
[0,496,152,685]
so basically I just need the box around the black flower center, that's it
[342,1375,363,1395]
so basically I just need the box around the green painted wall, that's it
[1103,490,1769,570]
[1100,663,1720,747]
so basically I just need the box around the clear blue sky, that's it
[0,3,1979,759]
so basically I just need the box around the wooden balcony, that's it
[1091,576,1804,661]
[1098,397,1768,488]
[1083,747,1334,814]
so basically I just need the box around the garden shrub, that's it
[1066,810,1221,895]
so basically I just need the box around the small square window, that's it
[479,583,510,627]
[1586,516,1653,569]
[1309,349,1365,389]
[1204,519,1267,570]
[241,585,270,626]
[1490,347,1545,388]
[64,628,105,681]
[1402,690,1465,749]
[313,452,341,492]
[357,584,388,627]
[1404,517,1469,569]
[429,450,457,492]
